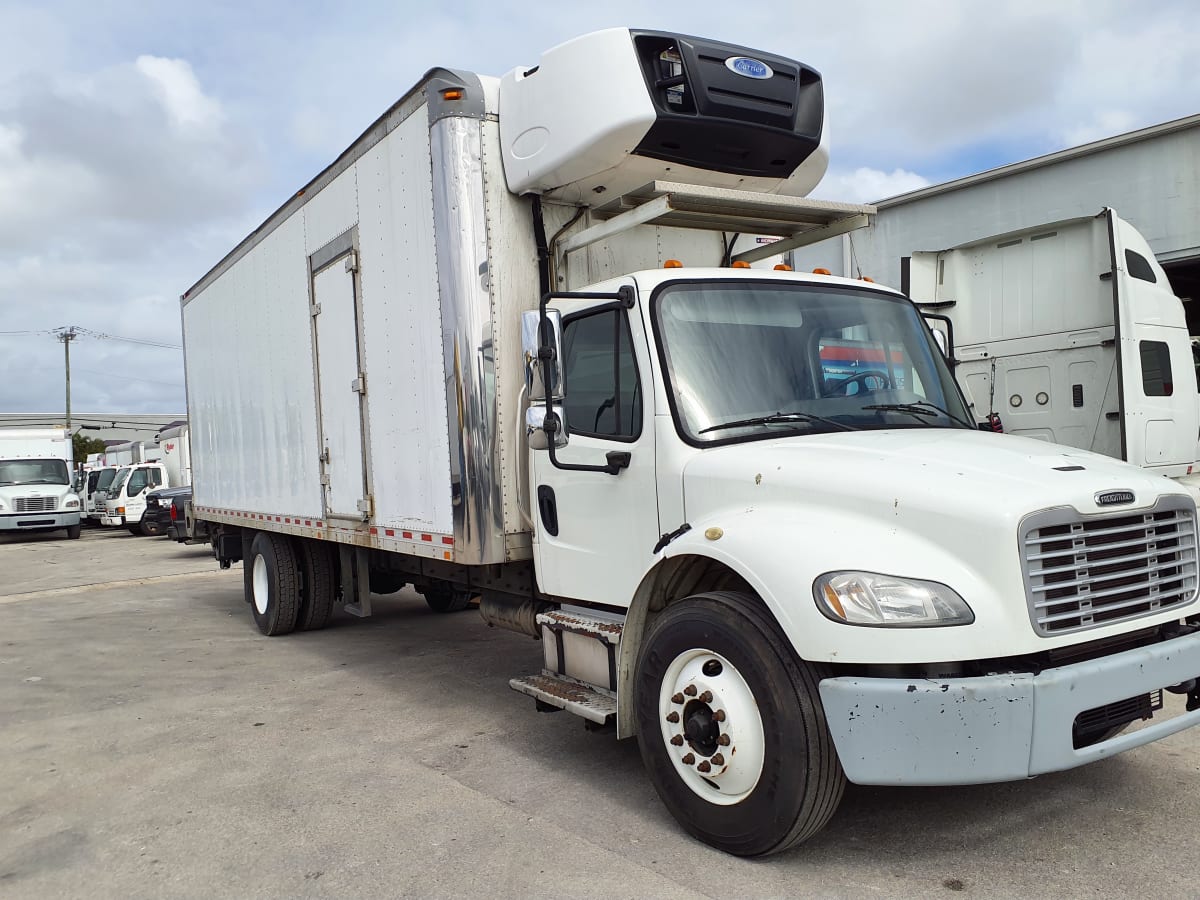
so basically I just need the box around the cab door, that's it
[530,291,660,607]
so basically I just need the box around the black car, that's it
[143,485,192,538]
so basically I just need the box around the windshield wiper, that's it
[860,401,974,428]
[699,410,858,435]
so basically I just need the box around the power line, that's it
[72,327,181,350]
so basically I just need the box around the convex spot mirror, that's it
[526,406,569,450]
[522,308,564,402]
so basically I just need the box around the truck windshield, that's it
[0,458,70,486]
[653,281,972,444]
[110,469,132,494]
[96,468,117,491]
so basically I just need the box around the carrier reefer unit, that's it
[0,427,81,538]
[182,29,1200,856]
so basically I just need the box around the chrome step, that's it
[509,673,617,725]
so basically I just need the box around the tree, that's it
[73,432,107,465]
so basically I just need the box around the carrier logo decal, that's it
[725,57,774,80]
[1095,490,1135,506]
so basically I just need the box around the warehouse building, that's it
[796,113,1200,323]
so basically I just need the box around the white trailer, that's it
[182,29,1200,856]
[0,426,81,538]
[910,209,1200,499]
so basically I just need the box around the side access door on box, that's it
[910,208,1198,474]
[310,238,372,521]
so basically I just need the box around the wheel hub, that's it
[658,648,765,805]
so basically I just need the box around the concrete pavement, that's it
[1,528,1197,898]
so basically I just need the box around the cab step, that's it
[536,606,624,692]
[509,673,617,725]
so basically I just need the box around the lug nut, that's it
[699,690,713,703]
[670,735,684,746]
[697,760,712,773]
[684,685,697,697]
[718,734,730,746]
[671,692,685,704]
[713,709,726,722]
[681,753,695,765]
[665,711,680,723]
[711,753,725,766]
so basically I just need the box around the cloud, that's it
[811,167,932,204]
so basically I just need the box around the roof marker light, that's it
[774,264,793,271]
[812,268,832,275]
[663,259,683,268]
[442,88,464,101]
[731,261,751,269]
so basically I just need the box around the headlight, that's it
[814,571,974,627]
[64,497,80,509]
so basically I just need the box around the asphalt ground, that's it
[1,526,1198,898]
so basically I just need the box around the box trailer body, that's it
[0,427,81,538]
[182,29,1200,856]
[157,424,191,488]
[910,210,1200,499]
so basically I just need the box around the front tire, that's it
[421,586,473,613]
[246,532,300,636]
[634,591,845,857]
[66,523,82,540]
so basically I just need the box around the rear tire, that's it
[66,524,82,540]
[368,570,406,595]
[246,532,300,636]
[422,586,473,613]
[295,538,337,631]
[634,591,845,857]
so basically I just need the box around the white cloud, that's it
[811,167,932,203]
[135,55,224,134]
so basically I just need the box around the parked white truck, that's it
[910,209,1200,499]
[0,427,81,539]
[156,423,191,487]
[100,461,168,533]
[181,29,1200,856]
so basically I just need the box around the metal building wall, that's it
[795,115,1200,287]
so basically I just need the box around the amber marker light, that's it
[823,584,846,619]
[442,88,464,101]
[663,259,683,268]
[731,260,751,269]
[774,264,793,271]
[812,267,832,275]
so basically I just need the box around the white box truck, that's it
[157,423,191,487]
[909,210,1200,498]
[0,426,82,539]
[181,29,1200,856]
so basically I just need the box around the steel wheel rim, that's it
[252,554,270,615]
[658,648,765,805]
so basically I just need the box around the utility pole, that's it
[56,326,78,430]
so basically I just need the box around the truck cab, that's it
[0,427,82,539]
[101,463,168,534]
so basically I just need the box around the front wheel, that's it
[634,591,845,856]
[65,523,82,539]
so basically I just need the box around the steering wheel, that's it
[821,369,893,397]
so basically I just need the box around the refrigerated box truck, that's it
[0,427,82,539]
[182,29,1200,856]
[157,423,191,488]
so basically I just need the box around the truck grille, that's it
[15,496,56,512]
[1021,497,1198,636]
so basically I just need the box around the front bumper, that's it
[819,629,1200,785]
[0,511,80,532]
[100,514,126,527]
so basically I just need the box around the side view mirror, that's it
[522,308,564,401]
[526,406,569,450]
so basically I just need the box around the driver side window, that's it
[127,469,149,496]
[561,309,642,440]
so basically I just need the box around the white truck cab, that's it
[0,427,82,539]
[101,463,168,533]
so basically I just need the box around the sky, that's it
[1,0,1198,417]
